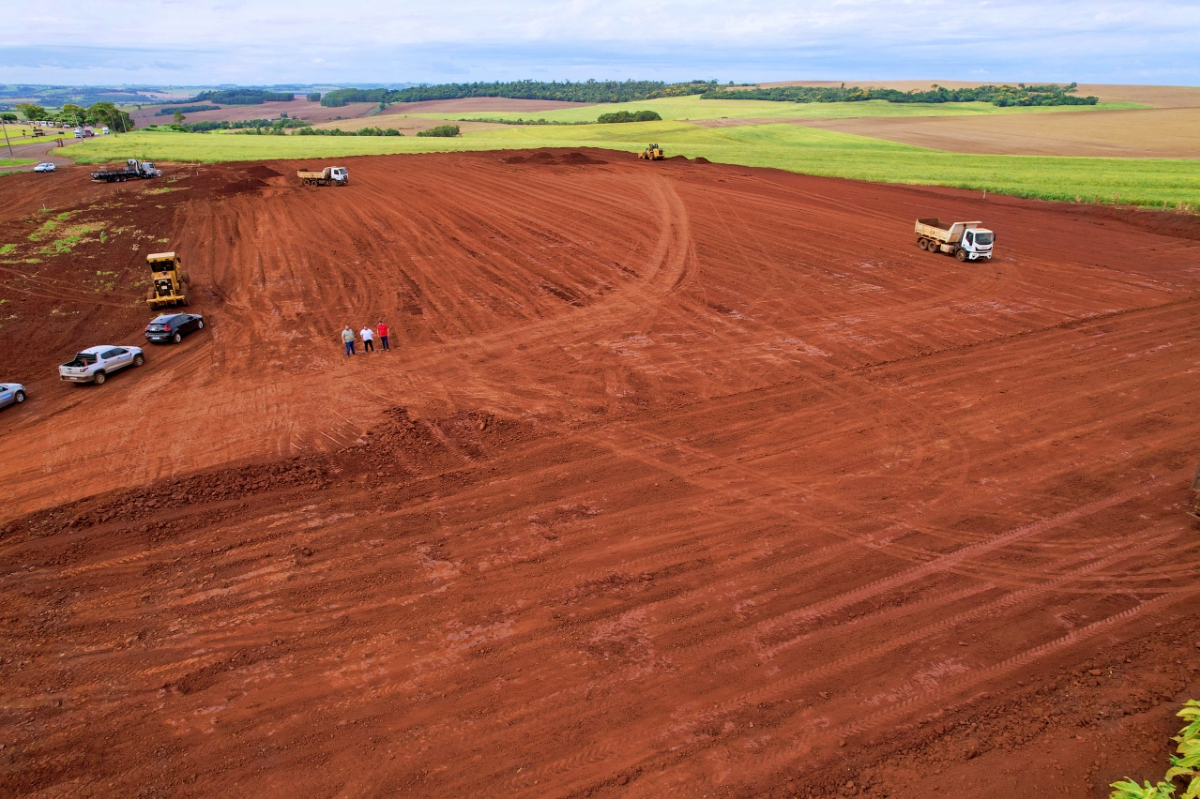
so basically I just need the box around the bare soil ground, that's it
[130,100,379,126]
[2,152,1199,799]
[704,107,1200,158]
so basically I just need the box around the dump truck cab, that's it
[146,252,190,310]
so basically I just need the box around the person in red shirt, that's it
[377,320,390,352]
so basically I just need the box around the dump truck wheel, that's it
[133,354,144,367]
[956,248,968,262]
[93,372,106,385]
[917,239,928,250]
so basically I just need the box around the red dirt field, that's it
[1,152,1200,799]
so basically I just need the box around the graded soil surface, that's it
[2,151,1200,798]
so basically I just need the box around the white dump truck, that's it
[297,166,348,187]
[915,219,994,262]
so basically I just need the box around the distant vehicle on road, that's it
[145,313,205,344]
[0,383,26,409]
[33,163,56,173]
[59,346,144,385]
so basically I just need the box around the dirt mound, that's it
[693,156,711,164]
[2,150,1199,799]
[243,164,282,179]
[501,149,606,165]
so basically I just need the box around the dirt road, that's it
[2,152,1199,798]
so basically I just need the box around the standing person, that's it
[360,324,375,353]
[341,325,355,357]
[377,319,390,352]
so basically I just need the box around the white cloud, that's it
[2,0,1198,84]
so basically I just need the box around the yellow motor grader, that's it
[146,252,190,310]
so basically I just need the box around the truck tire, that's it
[956,248,968,262]
[180,270,190,284]
[147,288,156,303]
[917,238,928,250]
[93,372,106,385]
[133,354,145,366]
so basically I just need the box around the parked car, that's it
[0,383,26,409]
[59,346,144,385]
[145,313,205,344]
[33,162,56,173]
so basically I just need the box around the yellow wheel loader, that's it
[145,252,190,310]
[639,143,664,161]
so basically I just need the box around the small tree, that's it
[17,103,46,121]
[306,92,321,102]
[174,110,186,125]
[61,103,86,126]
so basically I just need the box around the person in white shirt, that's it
[359,325,375,353]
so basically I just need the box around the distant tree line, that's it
[597,110,662,123]
[149,118,311,133]
[321,80,721,107]
[319,88,390,107]
[155,104,220,115]
[179,89,296,105]
[415,125,460,138]
[305,92,321,102]
[16,101,135,131]
[295,126,404,136]
[701,83,1098,107]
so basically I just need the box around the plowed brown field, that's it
[2,152,1200,799]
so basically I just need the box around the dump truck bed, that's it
[915,219,982,244]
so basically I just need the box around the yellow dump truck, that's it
[915,219,994,262]
[297,166,349,186]
[146,252,190,310]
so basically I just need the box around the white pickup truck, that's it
[59,345,145,385]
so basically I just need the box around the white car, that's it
[34,162,56,173]
[0,383,26,409]
[59,346,144,385]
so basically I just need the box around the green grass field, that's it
[0,158,36,167]
[398,96,1145,124]
[60,122,1200,210]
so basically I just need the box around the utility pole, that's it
[1,117,14,161]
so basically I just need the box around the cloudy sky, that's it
[3,0,1198,86]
